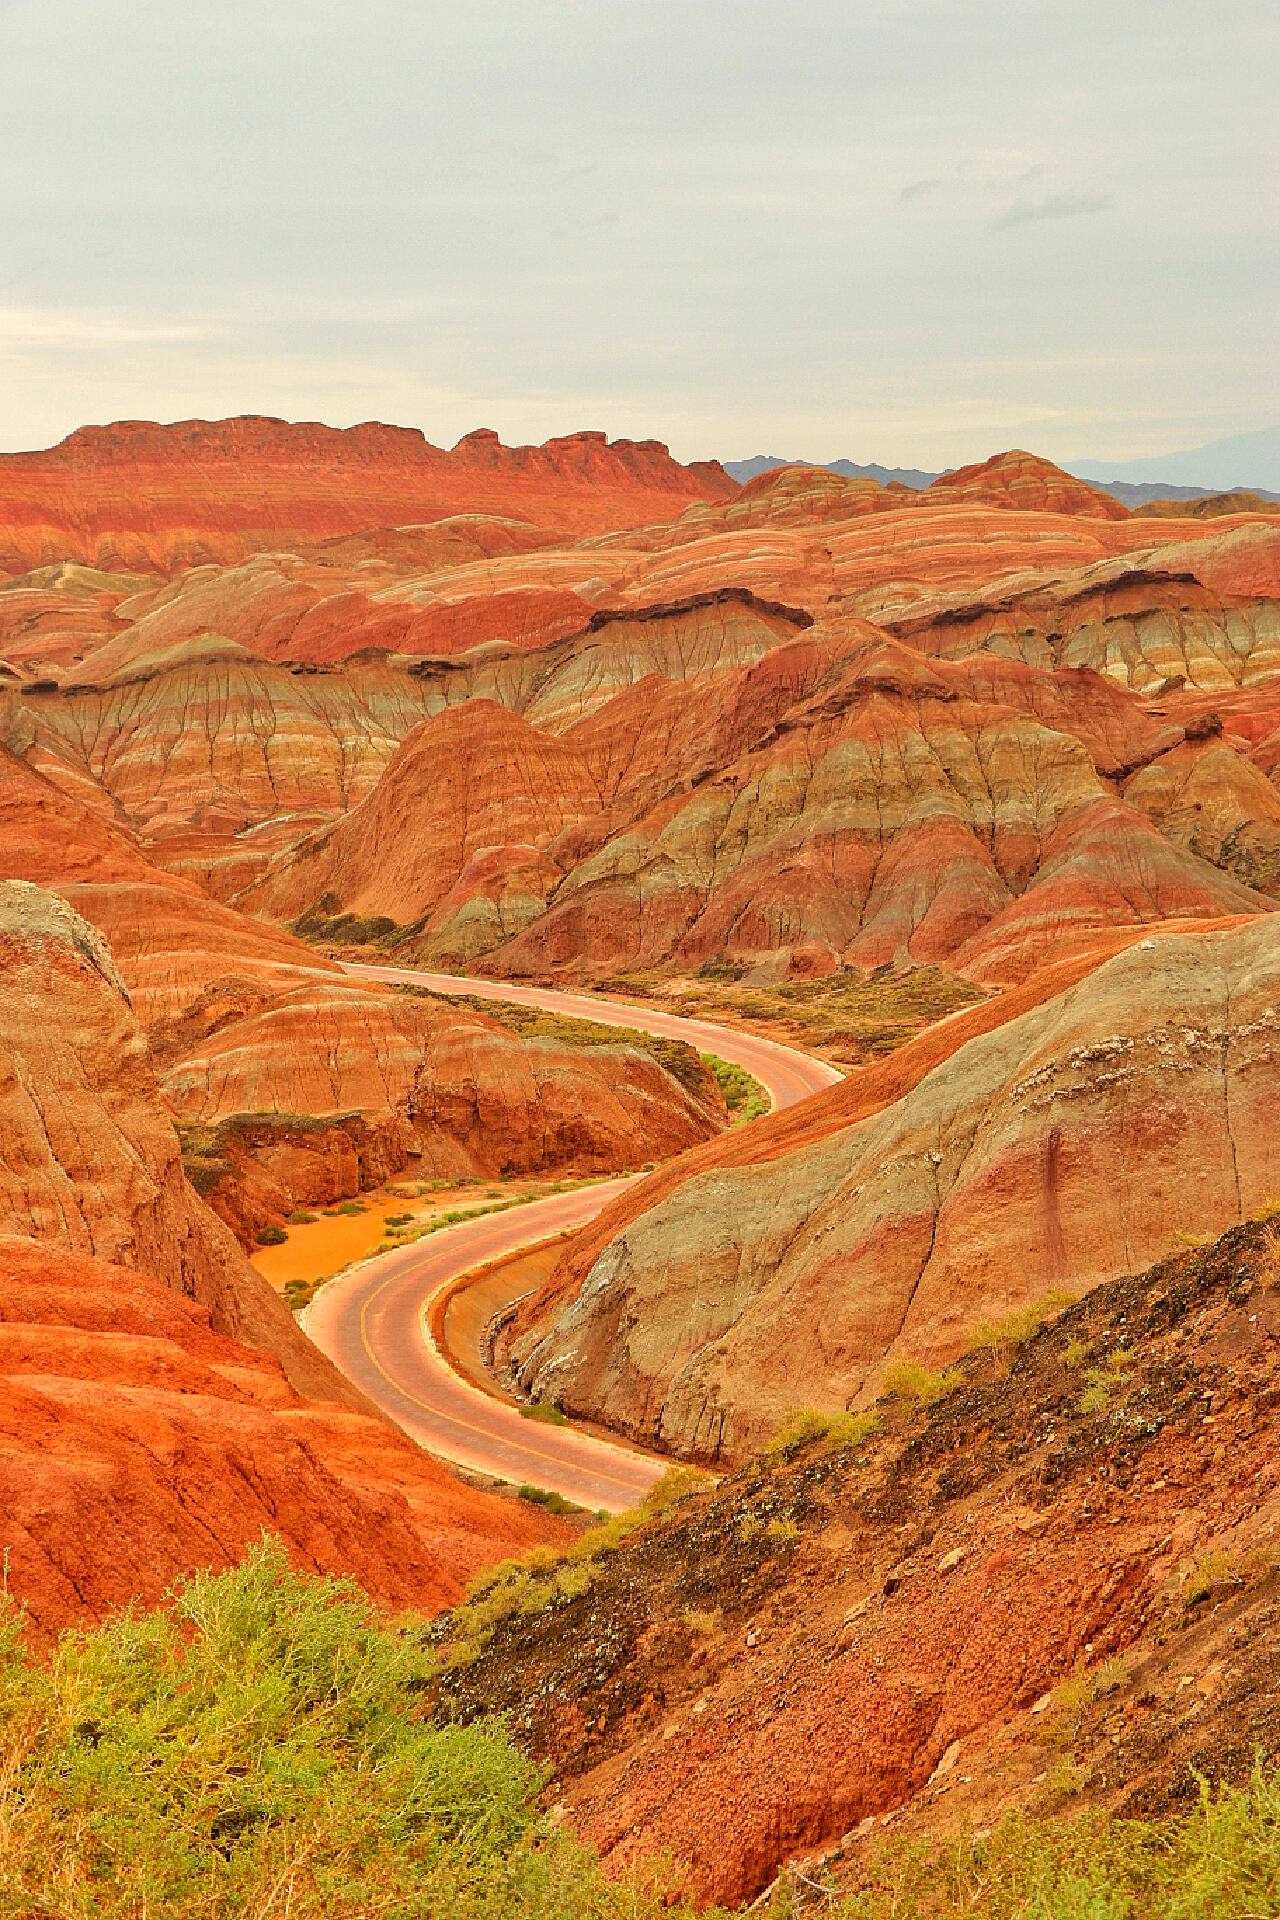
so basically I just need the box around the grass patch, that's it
[519,1401,569,1427]
[964,1292,1078,1353]
[835,1762,1280,1917]
[1078,1345,1135,1414]
[766,1407,880,1461]
[516,1485,582,1516]
[881,1358,962,1405]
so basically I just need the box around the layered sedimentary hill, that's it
[499,914,1280,1463]
[0,879,361,1401]
[0,416,738,573]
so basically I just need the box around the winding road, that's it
[304,963,841,1509]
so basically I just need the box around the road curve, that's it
[303,964,842,1508]
[340,962,844,1110]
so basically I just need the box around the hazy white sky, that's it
[1,0,1275,466]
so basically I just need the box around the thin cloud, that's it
[0,308,214,348]
[900,178,943,202]
[990,190,1112,232]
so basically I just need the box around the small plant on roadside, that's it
[516,1485,580,1516]
[1064,1335,1090,1368]
[255,1224,287,1246]
[285,1209,318,1225]
[519,1401,569,1427]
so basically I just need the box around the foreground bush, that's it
[0,1540,702,1920]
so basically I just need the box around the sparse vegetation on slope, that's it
[430,1218,1280,1907]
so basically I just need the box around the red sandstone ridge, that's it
[0,416,739,573]
[923,449,1129,520]
[0,1234,568,1647]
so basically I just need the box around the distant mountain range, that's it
[723,455,943,489]
[725,433,1280,506]
[1069,425,1280,493]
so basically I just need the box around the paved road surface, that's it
[304,964,840,1507]
[342,962,842,1114]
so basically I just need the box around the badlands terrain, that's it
[2,415,1280,1909]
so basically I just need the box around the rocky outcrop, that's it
[504,914,1280,1463]
[0,1235,567,1646]
[0,881,361,1406]
[0,416,739,573]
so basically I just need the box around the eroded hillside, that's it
[430,1219,1280,1908]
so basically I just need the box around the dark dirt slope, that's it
[429,1219,1280,1909]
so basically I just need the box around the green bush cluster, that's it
[255,1224,287,1247]
[0,1540,704,1919]
[831,1766,1280,1918]
[700,1053,771,1124]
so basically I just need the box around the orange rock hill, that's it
[500,913,1280,1463]
[0,1233,568,1647]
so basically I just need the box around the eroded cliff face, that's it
[0,1234,569,1648]
[503,914,1280,1464]
[0,880,366,1405]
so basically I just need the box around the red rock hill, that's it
[0,417,739,574]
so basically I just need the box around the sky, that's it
[0,0,1276,469]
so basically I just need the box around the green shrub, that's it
[284,1209,318,1225]
[766,1407,880,1460]
[837,1761,1280,1919]
[825,1409,881,1449]
[881,1358,962,1404]
[516,1485,581,1516]
[255,1224,287,1246]
[0,1539,710,1919]
[766,1516,800,1543]
[965,1293,1078,1353]
[766,1407,834,1458]
[700,1051,771,1123]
